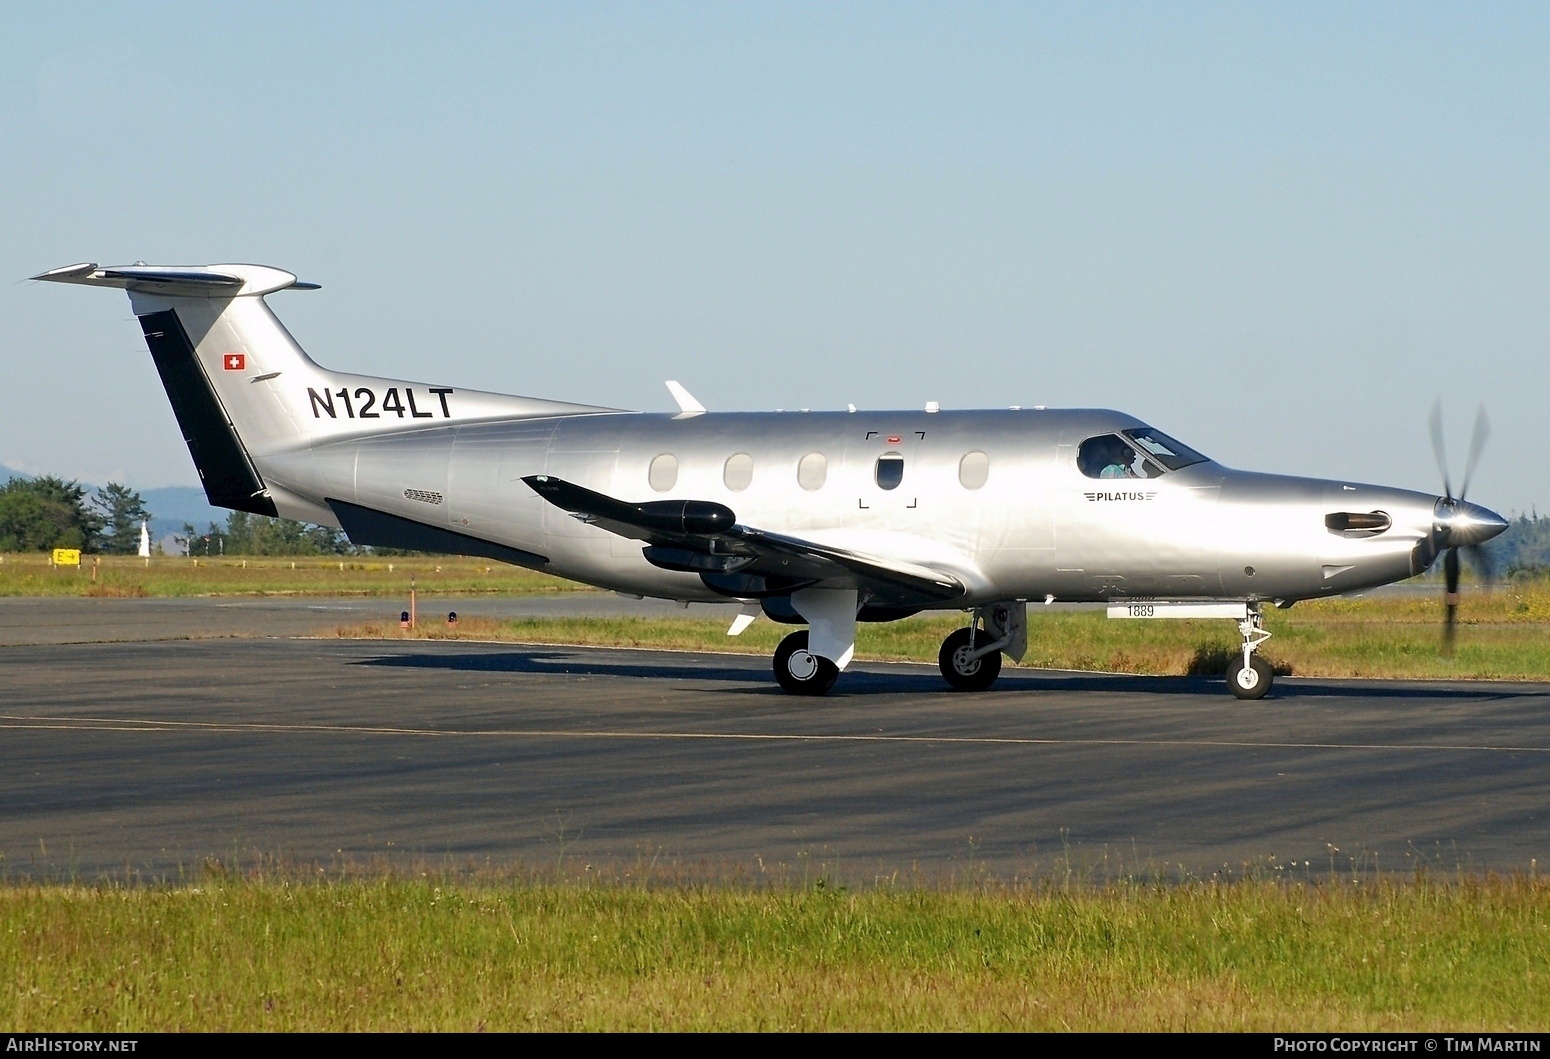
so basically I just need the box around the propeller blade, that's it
[1459,405,1490,502]
[1429,400,1453,500]
[1442,546,1460,655]
[1465,543,1495,588]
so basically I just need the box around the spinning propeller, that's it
[1428,402,1504,653]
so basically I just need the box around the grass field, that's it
[3,877,1546,1031]
[0,553,577,598]
[331,576,1550,681]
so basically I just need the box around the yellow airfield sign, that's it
[52,548,81,567]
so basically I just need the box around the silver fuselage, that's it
[262,406,1446,608]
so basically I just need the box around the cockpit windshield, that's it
[1122,428,1209,471]
[1077,435,1163,479]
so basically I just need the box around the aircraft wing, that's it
[522,475,965,604]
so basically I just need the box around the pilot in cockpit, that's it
[1097,437,1136,479]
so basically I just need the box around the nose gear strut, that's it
[1227,604,1273,699]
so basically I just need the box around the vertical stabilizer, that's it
[33,263,619,522]
[135,303,282,515]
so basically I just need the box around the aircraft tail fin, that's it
[136,304,280,515]
[36,264,320,516]
[34,262,615,521]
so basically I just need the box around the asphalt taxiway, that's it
[2,601,1546,879]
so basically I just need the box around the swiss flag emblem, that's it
[223,353,246,371]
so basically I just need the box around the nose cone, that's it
[1436,498,1510,547]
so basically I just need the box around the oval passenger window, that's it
[959,451,989,489]
[648,453,678,492]
[724,452,753,491]
[797,452,827,491]
[875,453,904,490]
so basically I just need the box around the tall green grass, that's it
[3,878,1546,1030]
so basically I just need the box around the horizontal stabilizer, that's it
[32,262,316,297]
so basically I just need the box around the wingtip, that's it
[30,262,98,282]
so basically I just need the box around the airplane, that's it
[33,261,1509,699]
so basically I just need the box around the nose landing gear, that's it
[1227,606,1273,699]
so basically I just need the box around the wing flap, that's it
[738,526,963,600]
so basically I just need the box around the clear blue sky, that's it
[3,2,1546,513]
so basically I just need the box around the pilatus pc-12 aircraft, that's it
[36,262,1509,699]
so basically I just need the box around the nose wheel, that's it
[774,630,840,696]
[1226,654,1273,699]
[1227,607,1274,699]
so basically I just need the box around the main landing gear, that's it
[1227,606,1273,700]
[774,630,840,696]
[770,587,855,696]
[769,598,1029,697]
[939,627,1002,691]
[937,601,1027,692]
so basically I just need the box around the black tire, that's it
[1226,654,1273,699]
[938,627,1003,691]
[773,630,840,696]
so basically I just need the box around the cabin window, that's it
[1077,434,1163,480]
[875,453,905,490]
[797,452,827,491]
[959,450,990,490]
[648,453,678,492]
[723,453,753,491]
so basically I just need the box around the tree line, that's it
[181,510,351,557]
[0,477,150,554]
[1497,512,1550,577]
[0,476,352,556]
